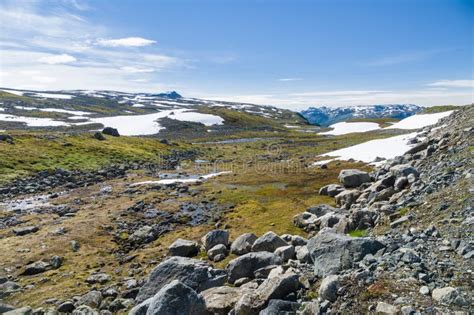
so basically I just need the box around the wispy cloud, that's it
[38,53,77,64]
[360,50,442,66]
[120,66,155,73]
[278,78,302,82]
[427,79,474,88]
[0,1,182,91]
[97,37,156,47]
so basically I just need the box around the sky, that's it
[0,0,472,109]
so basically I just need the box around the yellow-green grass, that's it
[421,105,462,113]
[0,131,183,183]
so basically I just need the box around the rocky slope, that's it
[0,106,472,314]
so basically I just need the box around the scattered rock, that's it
[230,233,257,255]
[251,231,287,252]
[338,169,371,188]
[102,127,120,137]
[201,230,229,251]
[136,256,226,302]
[168,239,200,257]
[226,251,282,284]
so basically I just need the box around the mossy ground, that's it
[0,127,390,307]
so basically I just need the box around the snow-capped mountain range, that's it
[300,104,423,126]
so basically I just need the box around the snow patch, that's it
[0,114,68,127]
[319,121,380,135]
[130,171,231,186]
[386,111,453,130]
[317,132,418,165]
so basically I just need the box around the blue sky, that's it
[0,0,472,109]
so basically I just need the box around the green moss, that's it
[348,229,368,237]
[0,132,182,183]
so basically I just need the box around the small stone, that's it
[419,286,430,295]
[375,302,399,315]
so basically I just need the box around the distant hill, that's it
[300,104,423,126]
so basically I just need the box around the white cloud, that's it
[97,37,156,47]
[38,53,77,64]
[427,79,474,88]
[120,66,155,73]
[278,78,302,82]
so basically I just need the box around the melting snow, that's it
[319,121,380,135]
[87,109,223,136]
[0,113,68,127]
[130,171,232,186]
[30,92,74,99]
[386,111,453,130]
[317,133,419,165]
[314,111,454,165]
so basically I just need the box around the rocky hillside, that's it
[0,88,307,136]
[0,106,471,314]
[301,104,422,126]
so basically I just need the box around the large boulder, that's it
[318,275,339,302]
[234,274,300,314]
[431,287,468,306]
[319,184,344,197]
[335,190,360,210]
[168,239,200,257]
[390,164,419,178]
[338,169,371,188]
[201,285,251,315]
[135,256,226,303]
[307,204,340,217]
[259,299,300,315]
[251,232,287,252]
[102,127,120,137]
[201,230,229,251]
[230,233,257,255]
[207,244,228,262]
[307,232,384,276]
[144,280,207,315]
[226,252,282,284]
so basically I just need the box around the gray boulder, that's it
[390,164,419,178]
[307,204,339,217]
[207,244,228,262]
[202,285,251,315]
[3,307,32,315]
[85,273,110,285]
[72,305,99,315]
[136,256,226,302]
[168,239,200,257]
[13,226,39,236]
[145,280,207,315]
[319,184,344,197]
[75,290,102,308]
[231,233,258,255]
[375,302,399,315]
[318,275,339,302]
[226,252,282,284]
[335,190,360,210]
[234,274,300,314]
[201,230,229,251]
[307,232,384,276]
[251,232,287,252]
[259,299,300,315]
[274,245,295,262]
[338,169,371,188]
[431,287,468,306]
